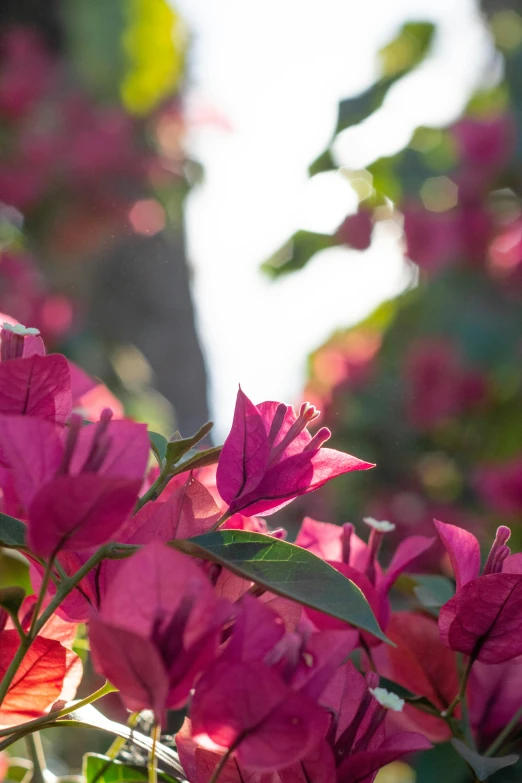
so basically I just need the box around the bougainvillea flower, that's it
[216,389,373,517]
[298,517,433,644]
[371,611,458,741]
[177,719,334,783]
[48,474,224,622]
[373,610,522,751]
[433,518,481,591]
[190,660,330,771]
[0,410,149,556]
[187,597,354,774]
[176,718,282,783]
[439,572,522,664]
[0,323,71,426]
[89,541,231,722]
[0,629,68,726]
[437,520,522,663]
[321,662,431,783]
[224,595,356,699]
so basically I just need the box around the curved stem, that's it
[0,680,117,738]
[208,746,235,783]
[442,656,473,719]
[209,510,232,533]
[0,544,116,707]
[29,555,55,638]
[148,723,161,783]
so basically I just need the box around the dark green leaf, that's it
[63,706,185,780]
[451,740,518,780]
[83,754,179,783]
[336,77,399,135]
[149,432,168,466]
[165,421,214,467]
[0,513,26,549]
[0,586,25,616]
[171,530,388,642]
[261,230,338,279]
[171,445,222,476]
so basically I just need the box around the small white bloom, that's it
[2,322,40,337]
[363,516,396,533]
[369,687,404,712]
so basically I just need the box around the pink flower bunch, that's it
[3,319,522,781]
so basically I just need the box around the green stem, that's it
[0,544,115,707]
[35,544,115,633]
[148,723,161,783]
[25,733,46,783]
[29,555,55,638]
[442,656,474,719]
[0,633,31,706]
[209,510,233,533]
[0,680,117,739]
[485,703,522,757]
[10,611,27,642]
[134,468,174,513]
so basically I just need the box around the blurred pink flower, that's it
[404,338,486,429]
[476,458,522,515]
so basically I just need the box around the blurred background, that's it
[2,0,522,780]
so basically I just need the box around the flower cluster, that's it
[1,319,522,782]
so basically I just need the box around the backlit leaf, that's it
[171,530,388,641]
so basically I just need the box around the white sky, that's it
[174,0,493,439]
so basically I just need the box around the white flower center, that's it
[363,516,396,533]
[2,322,40,337]
[369,687,404,712]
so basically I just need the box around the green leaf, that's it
[171,530,389,642]
[451,740,519,780]
[395,573,454,617]
[412,574,455,609]
[261,230,338,279]
[308,148,337,177]
[83,754,179,783]
[0,513,26,549]
[0,586,25,616]
[165,421,214,467]
[149,432,168,466]
[378,22,436,78]
[171,445,222,476]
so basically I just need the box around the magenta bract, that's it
[217,389,373,516]
[439,572,522,664]
[89,541,231,722]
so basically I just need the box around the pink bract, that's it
[217,388,373,517]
